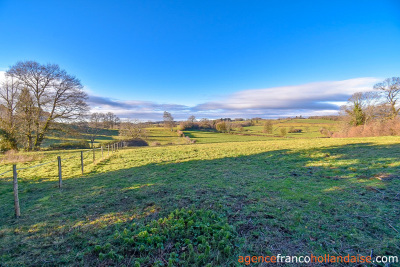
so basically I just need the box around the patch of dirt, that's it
[374,173,399,181]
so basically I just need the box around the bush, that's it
[151,142,161,146]
[216,121,231,133]
[0,139,13,152]
[320,127,333,137]
[332,119,400,138]
[93,208,237,265]
[123,138,148,147]
[50,140,90,150]
[288,128,302,133]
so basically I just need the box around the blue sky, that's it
[0,0,399,120]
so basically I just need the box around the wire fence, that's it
[1,141,126,218]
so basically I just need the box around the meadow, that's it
[1,133,399,266]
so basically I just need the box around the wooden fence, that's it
[0,141,126,218]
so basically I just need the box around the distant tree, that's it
[263,120,273,134]
[188,115,196,122]
[342,92,366,126]
[119,119,148,139]
[163,111,174,131]
[104,112,120,129]
[80,113,105,148]
[374,77,400,119]
[199,118,212,129]
[280,128,287,137]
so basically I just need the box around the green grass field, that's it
[1,136,399,265]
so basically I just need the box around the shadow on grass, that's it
[0,142,399,265]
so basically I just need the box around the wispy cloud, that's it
[194,77,379,111]
[87,77,379,120]
[87,95,190,120]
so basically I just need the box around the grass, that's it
[1,136,399,265]
[243,118,339,138]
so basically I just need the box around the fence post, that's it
[81,151,84,174]
[101,146,103,159]
[57,156,62,188]
[13,165,20,218]
[107,144,109,156]
[93,146,95,162]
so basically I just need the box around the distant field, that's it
[183,119,339,143]
[38,119,339,148]
[1,136,399,265]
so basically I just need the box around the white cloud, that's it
[87,77,381,120]
[194,77,380,111]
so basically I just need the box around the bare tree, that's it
[188,115,196,122]
[263,120,273,134]
[163,111,174,131]
[104,112,120,129]
[86,113,105,148]
[7,61,88,149]
[119,119,148,139]
[374,77,400,119]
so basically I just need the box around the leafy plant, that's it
[93,208,238,265]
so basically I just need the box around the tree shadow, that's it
[0,142,399,265]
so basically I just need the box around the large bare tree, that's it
[6,61,88,149]
[374,77,400,119]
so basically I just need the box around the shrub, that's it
[177,130,184,137]
[332,119,400,138]
[319,127,333,137]
[49,140,90,150]
[0,138,13,152]
[216,121,231,133]
[151,142,161,146]
[93,208,237,265]
[123,138,148,147]
[288,128,302,133]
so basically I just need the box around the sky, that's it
[0,0,399,120]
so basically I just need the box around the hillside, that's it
[1,136,399,265]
